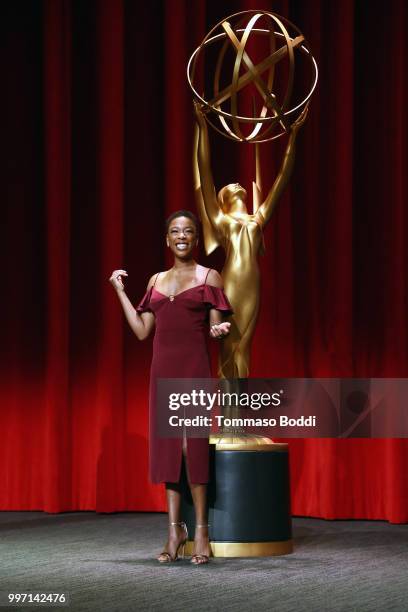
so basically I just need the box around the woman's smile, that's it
[167,216,198,256]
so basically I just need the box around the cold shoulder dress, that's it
[136,269,233,484]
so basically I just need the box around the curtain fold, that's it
[43,0,72,512]
[0,0,407,523]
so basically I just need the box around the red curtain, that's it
[1,0,407,522]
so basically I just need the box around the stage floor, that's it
[0,512,407,611]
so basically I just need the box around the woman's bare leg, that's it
[157,482,186,561]
[183,440,211,562]
[189,483,211,562]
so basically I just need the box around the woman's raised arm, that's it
[109,270,155,340]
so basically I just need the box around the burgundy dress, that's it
[136,270,233,484]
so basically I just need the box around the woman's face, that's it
[166,216,198,259]
[221,184,247,212]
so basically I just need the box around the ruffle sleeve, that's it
[136,287,152,314]
[203,284,233,315]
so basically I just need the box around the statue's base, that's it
[181,440,292,558]
[210,431,279,449]
[185,539,293,558]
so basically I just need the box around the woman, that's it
[109,210,232,565]
[194,102,308,378]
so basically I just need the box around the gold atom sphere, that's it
[187,10,318,143]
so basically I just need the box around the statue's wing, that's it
[195,186,221,255]
[253,143,266,255]
[252,181,262,214]
[252,142,262,214]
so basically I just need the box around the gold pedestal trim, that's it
[209,433,276,446]
[185,539,293,557]
[213,441,289,452]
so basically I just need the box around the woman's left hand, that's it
[210,322,231,338]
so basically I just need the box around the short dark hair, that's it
[165,209,199,233]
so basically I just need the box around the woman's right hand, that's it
[210,321,231,339]
[109,269,128,292]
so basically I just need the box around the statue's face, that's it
[166,216,197,259]
[221,184,247,212]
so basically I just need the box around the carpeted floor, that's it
[0,512,407,612]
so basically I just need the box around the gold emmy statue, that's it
[188,10,318,446]
[189,10,317,378]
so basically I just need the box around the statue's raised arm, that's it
[257,105,309,227]
[193,103,225,255]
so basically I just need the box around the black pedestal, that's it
[181,443,292,557]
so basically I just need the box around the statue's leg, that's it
[234,315,258,377]
[218,302,259,378]
[232,300,259,378]
[218,318,241,378]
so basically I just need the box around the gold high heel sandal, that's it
[191,523,211,565]
[157,521,188,563]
